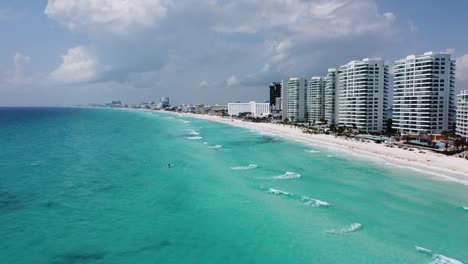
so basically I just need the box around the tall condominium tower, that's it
[338,58,389,132]
[286,78,307,122]
[269,82,282,107]
[324,68,340,125]
[269,82,282,119]
[392,52,456,134]
[307,76,326,123]
[456,90,468,139]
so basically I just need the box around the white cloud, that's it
[38,0,398,104]
[227,75,239,87]
[199,80,209,87]
[45,0,168,33]
[210,0,395,38]
[457,53,468,81]
[409,21,418,32]
[14,52,31,81]
[50,46,97,83]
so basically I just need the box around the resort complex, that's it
[101,51,468,157]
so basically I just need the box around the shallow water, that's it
[0,107,467,263]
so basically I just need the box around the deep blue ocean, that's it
[0,107,467,264]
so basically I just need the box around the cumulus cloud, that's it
[210,0,395,38]
[41,0,398,104]
[14,52,31,81]
[227,75,240,87]
[49,46,97,83]
[45,0,169,33]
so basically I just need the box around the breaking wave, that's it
[326,223,362,234]
[186,136,202,140]
[415,246,463,264]
[307,149,321,153]
[231,164,258,171]
[415,246,433,255]
[463,206,468,211]
[273,171,302,180]
[210,145,222,149]
[268,188,291,196]
[302,196,330,207]
[188,130,200,135]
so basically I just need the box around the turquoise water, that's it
[0,107,467,264]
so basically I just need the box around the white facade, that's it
[228,101,270,117]
[456,90,468,139]
[281,80,288,121]
[324,68,340,125]
[307,76,326,123]
[338,58,389,132]
[392,52,456,135]
[286,78,307,122]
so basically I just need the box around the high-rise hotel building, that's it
[392,52,456,134]
[324,68,340,125]
[456,90,468,139]
[286,78,307,122]
[338,58,389,132]
[307,76,326,123]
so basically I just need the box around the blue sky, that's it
[1,0,468,106]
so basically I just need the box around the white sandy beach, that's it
[154,110,468,184]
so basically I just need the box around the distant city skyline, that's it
[1,0,468,106]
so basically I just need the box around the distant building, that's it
[269,82,282,119]
[161,97,170,108]
[307,76,326,123]
[456,90,468,139]
[324,68,340,125]
[392,52,456,135]
[286,78,307,122]
[228,101,270,117]
[338,58,389,132]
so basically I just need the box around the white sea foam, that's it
[307,149,321,153]
[326,223,362,234]
[188,130,200,135]
[268,188,291,196]
[383,162,468,187]
[231,164,258,171]
[463,206,468,211]
[430,255,464,264]
[186,136,202,140]
[273,171,302,180]
[210,145,222,149]
[414,246,463,264]
[302,196,330,207]
[203,142,208,145]
[326,154,334,158]
[415,246,433,255]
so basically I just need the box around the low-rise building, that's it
[228,101,270,117]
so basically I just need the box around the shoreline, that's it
[135,108,468,185]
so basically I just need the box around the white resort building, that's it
[324,68,340,125]
[307,76,326,123]
[227,101,270,117]
[338,58,389,132]
[392,52,456,135]
[286,78,308,122]
[456,90,468,139]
